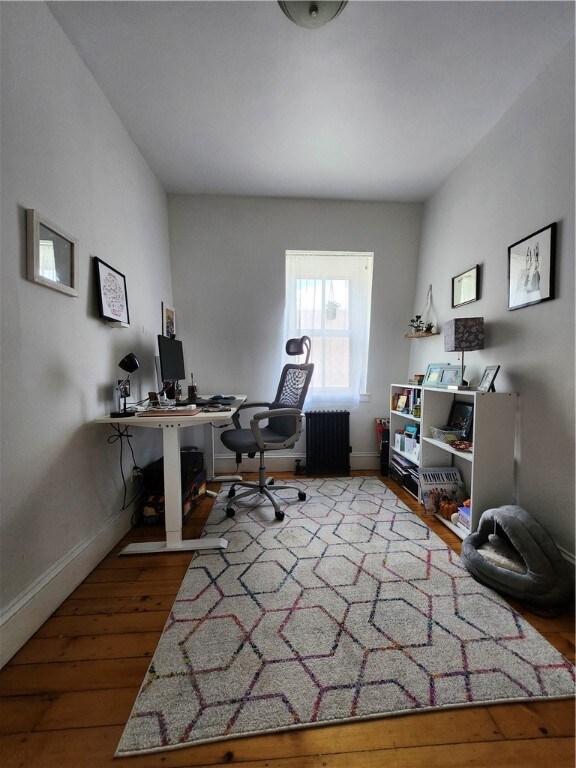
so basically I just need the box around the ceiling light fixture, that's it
[278,1,348,29]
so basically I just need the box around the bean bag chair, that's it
[461,505,573,607]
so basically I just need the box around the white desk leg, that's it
[119,424,227,555]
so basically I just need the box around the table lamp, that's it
[444,318,484,389]
[111,352,140,417]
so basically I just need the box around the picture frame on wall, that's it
[93,257,130,325]
[452,264,479,308]
[508,223,556,310]
[162,302,176,338]
[26,209,79,298]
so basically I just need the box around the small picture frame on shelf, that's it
[477,364,500,393]
[423,363,463,388]
[447,401,474,440]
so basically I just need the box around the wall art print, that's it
[508,223,556,310]
[94,257,130,324]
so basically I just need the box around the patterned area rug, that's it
[116,477,575,757]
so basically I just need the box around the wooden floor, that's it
[1,472,574,768]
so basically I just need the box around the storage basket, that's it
[429,426,461,444]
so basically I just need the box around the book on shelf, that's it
[418,466,463,517]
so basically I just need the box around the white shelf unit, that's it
[420,387,517,539]
[389,384,422,499]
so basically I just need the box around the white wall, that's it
[0,3,172,664]
[168,195,423,469]
[408,42,575,556]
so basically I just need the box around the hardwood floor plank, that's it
[64,578,185,600]
[486,699,575,738]
[0,658,149,695]
[34,610,170,638]
[9,631,160,664]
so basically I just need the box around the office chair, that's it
[220,336,314,521]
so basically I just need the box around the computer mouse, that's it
[211,395,224,400]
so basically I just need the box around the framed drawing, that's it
[94,257,130,324]
[423,363,463,388]
[452,264,479,308]
[477,364,500,393]
[162,302,176,338]
[26,209,79,297]
[447,400,474,439]
[508,223,556,310]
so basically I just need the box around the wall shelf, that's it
[404,331,440,339]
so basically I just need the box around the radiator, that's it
[305,410,350,476]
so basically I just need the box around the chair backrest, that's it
[270,362,314,436]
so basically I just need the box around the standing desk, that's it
[95,397,246,555]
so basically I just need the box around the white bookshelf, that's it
[389,384,422,499]
[420,387,517,539]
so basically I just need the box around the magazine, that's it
[418,466,462,516]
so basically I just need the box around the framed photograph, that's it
[93,257,130,324]
[424,363,463,388]
[477,364,500,393]
[508,223,556,310]
[452,264,479,308]
[162,302,176,338]
[447,401,474,439]
[26,209,79,297]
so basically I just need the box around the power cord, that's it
[107,424,145,522]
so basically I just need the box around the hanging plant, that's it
[326,300,340,320]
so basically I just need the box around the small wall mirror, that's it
[26,209,79,297]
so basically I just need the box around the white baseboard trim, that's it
[0,508,133,669]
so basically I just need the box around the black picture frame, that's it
[93,257,130,325]
[447,401,474,440]
[452,264,479,308]
[508,223,556,310]
[477,365,500,393]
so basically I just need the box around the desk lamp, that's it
[111,352,140,417]
[444,318,484,389]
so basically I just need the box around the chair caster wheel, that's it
[298,491,306,501]
[275,510,285,521]
[227,488,236,498]
[226,507,236,518]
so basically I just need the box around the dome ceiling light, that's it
[278,1,348,29]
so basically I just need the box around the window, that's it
[285,250,373,405]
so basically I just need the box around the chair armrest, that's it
[231,401,271,429]
[250,408,302,450]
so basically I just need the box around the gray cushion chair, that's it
[220,336,314,521]
[461,505,573,607]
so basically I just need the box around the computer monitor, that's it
[157,335,186,383]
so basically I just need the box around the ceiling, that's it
[48,1,574,202]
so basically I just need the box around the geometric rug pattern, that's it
[116,477,575,757]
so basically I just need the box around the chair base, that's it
[225,460,305,521]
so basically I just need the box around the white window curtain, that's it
[284,250,373,407]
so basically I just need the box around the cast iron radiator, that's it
[305,410,351,476]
